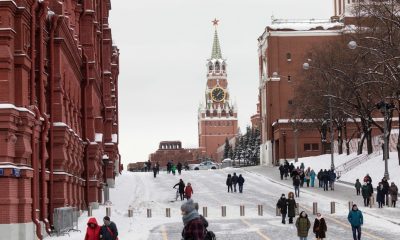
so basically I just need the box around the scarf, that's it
[182,210,200,226]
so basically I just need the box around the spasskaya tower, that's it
[198,19,238,161]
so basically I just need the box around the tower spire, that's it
[211,18,222,59]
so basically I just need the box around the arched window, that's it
[222,64,226,71]
[209,64,214,71]
[215,62,220,71]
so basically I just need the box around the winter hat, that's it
[181,199,196,213]
[103,216,110,221]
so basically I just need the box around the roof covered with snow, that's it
[267,19,344,31]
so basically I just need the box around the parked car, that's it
[189,161,220,170]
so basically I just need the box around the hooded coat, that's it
[296,213,311,237]
[389,184,398,201]
[313,217,327,238]
[287,198,297,217]
[276,197,288,214]
[85,218,100,240]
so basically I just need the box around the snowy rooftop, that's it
[267,19,344,31]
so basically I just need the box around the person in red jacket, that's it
[185,182,194,200]
[84,217,100,240]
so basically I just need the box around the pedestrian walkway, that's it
[244,166,400,226]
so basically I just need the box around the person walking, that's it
[300,162,305,171]
[238,174,245,193]
[313,213,327,240]
[329,170,336,191]
[355,179,361,196]
[167,161,172,174]
[361,183,370,207]
[310,169,316,188]
[366,181,374,206]
[347,204,363,240]
[322,170,329,191]
[84,217,100,240]
[226,174,233,193]
[381,177,390,206]
[300,170,305,188]
[317,169,323,188]
[377,182,385,208]
[185,182,194,200]
[289,163,295,178]
[363,174,372,184]
[293,175,301,198]
[171,164,177,176]
[296,211,311,240]
[305,168,310,187]
[287,192,297,224]
[181,199,205,240]
[284,161,289,180]
[232,173,239,192]
[152,165,158,178]
[173,179,186,201]
[279,164,285,180]
[389,182,398,207]
[99,216,118,240]
[177,162,183,175]
[276,194,288,224]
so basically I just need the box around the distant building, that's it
[198,20,239,161]
[149,141,201,168]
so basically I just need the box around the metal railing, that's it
[336,150,381,178]
[53,207,80,236]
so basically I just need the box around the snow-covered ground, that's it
[291,153,358,172]
[49,167,400,240]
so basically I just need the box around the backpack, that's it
[205,230,216,240]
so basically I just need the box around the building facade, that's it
[149,141,201,168]
[0,1,120,239]
[198,21,238,161]
[257,18,343,166]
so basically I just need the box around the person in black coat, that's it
[276,194,288,224]
[287,192,297,224]
[293,175,301,197]
[381,177,390,206]
[177,162,183,175]
[289,163,295,178]
[313,213,327,240]
[238,174,245,193]
[279,164,285,180]
[232,173,239,192]
[317,169,323,188]
[300,170,305,187]
[322,170,329,191]
[226,174,233,192]
[152,165,158,178]
[100,216,118,240]
[377,182,385,208]
[173,179,186,201]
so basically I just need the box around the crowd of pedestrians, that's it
[226,172,245,193]
[278,161,337,198]
[355,174,398,208]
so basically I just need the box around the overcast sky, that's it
[109,0,333,164]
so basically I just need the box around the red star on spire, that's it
[212,18,219,27]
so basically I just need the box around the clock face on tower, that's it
[211,87,225,102]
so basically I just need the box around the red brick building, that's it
[257,17,344,166]
[0,1,120,239]
[198,21,238,161]
[149,141,201,168]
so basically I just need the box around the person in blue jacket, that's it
[347,204,363,240]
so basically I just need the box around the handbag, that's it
[106,226,119,240]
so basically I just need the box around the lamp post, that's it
[303,62,335,170]
[282,131,287,161]
[376,101,393,180]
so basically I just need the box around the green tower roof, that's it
[211,29,223,59]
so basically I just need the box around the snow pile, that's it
[290,153,358,172]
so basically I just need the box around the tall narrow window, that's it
[286,53,292,62]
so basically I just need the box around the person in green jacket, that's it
[171,164,176,176]
[347,204,363,240]
[296,211,311,240]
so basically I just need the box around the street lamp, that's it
[376,101,394,180]
[282,131,287,161]
[303,62,335,170]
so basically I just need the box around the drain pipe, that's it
[81,51,90,208]
[30,1,43,239]
[36,0,51,234]
[47,11,60,226]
